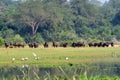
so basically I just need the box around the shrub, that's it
[0,37,4,46]
[13,34,25,43]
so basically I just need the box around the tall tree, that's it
[111,11,120,25]
[102,0,120,21]
[14,1,46,35]
[13,0,67,36]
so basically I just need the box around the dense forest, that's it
[0,0,120,45]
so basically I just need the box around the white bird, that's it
[22,65,25,68]
[32,52,40,60]
[12,57,15,61]
[22,64,29,68]
[32,52,37,57]
[24,57,28,60]
[34,57,39,60]
[21,57,28,61]
[65,57,69,60]
[12,57,16,63]
[21,57,25,61]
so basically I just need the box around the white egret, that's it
[12,57,15,61]
[65,57,69,60]
[32,52,37,57]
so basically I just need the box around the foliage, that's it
[0,0,120,43]
[112,11,120,25]
[0,37,4,46]
[24,33,44,44]
[13,34,25,42]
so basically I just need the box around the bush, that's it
[13,34,25,43]
[24,33,44,44]
[0,37,4,46]
[32,33,44,44]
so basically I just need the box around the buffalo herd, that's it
[4,42,25,48]
[4,41,114,48]
[52,42,68,48]
[28,42,39,48]
[88,42,114,47]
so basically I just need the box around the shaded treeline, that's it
[0,0,120,45]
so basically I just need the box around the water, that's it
[0,63,120,79]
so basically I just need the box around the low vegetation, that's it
[0,47,120,79]
[0,47,120,67]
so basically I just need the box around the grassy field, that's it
[0,46,120,67]
[1,47,120,79]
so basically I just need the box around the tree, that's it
[89,0,102,6]
[112,25,120,40]
[111,11,120,25]
[14,1,45,35]
[13,0,69,36]
[13,34,25,42]
[0,37,4,46]
[12,0,74,42]
[71,0,106,28]
[102,0,120,21]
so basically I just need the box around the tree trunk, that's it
[32,26,35,36]
[31,22,40,36]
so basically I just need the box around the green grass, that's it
[1,47,120,79]
[0,47,120,67]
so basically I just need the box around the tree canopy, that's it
[0,0,120,43]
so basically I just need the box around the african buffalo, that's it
[33,42,39,48]
[28,42,39,48]
[71,42,85,47]
[53,42,59,47]
[44,42,48,48]
[110,42,114,47]
[4,42,9,48]
[88,42,94,47]
[60,42,68,48]
[28,43,34,48]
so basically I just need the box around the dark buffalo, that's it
[93,42,98,47]
[77,42,85,47]
[19,43,25,48]
[60,42,68,48]
[97,42,102,47]
[71,42,76,47]
[13,42,17,48]
[4,41,25,48]
[110,42,114,47]
[33,42,39,48]
[101,42,108,47]
[88,42,94,47]
[17,42,22,48]
[92,42,110,47]
[28,42,39,48]
[28,43,34,48]
[44,42,48,48]
[4,42,9,48]
[71,42,85,47]
[9,42,14,48]
[53,42,59,47]
[12,42,25,48]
